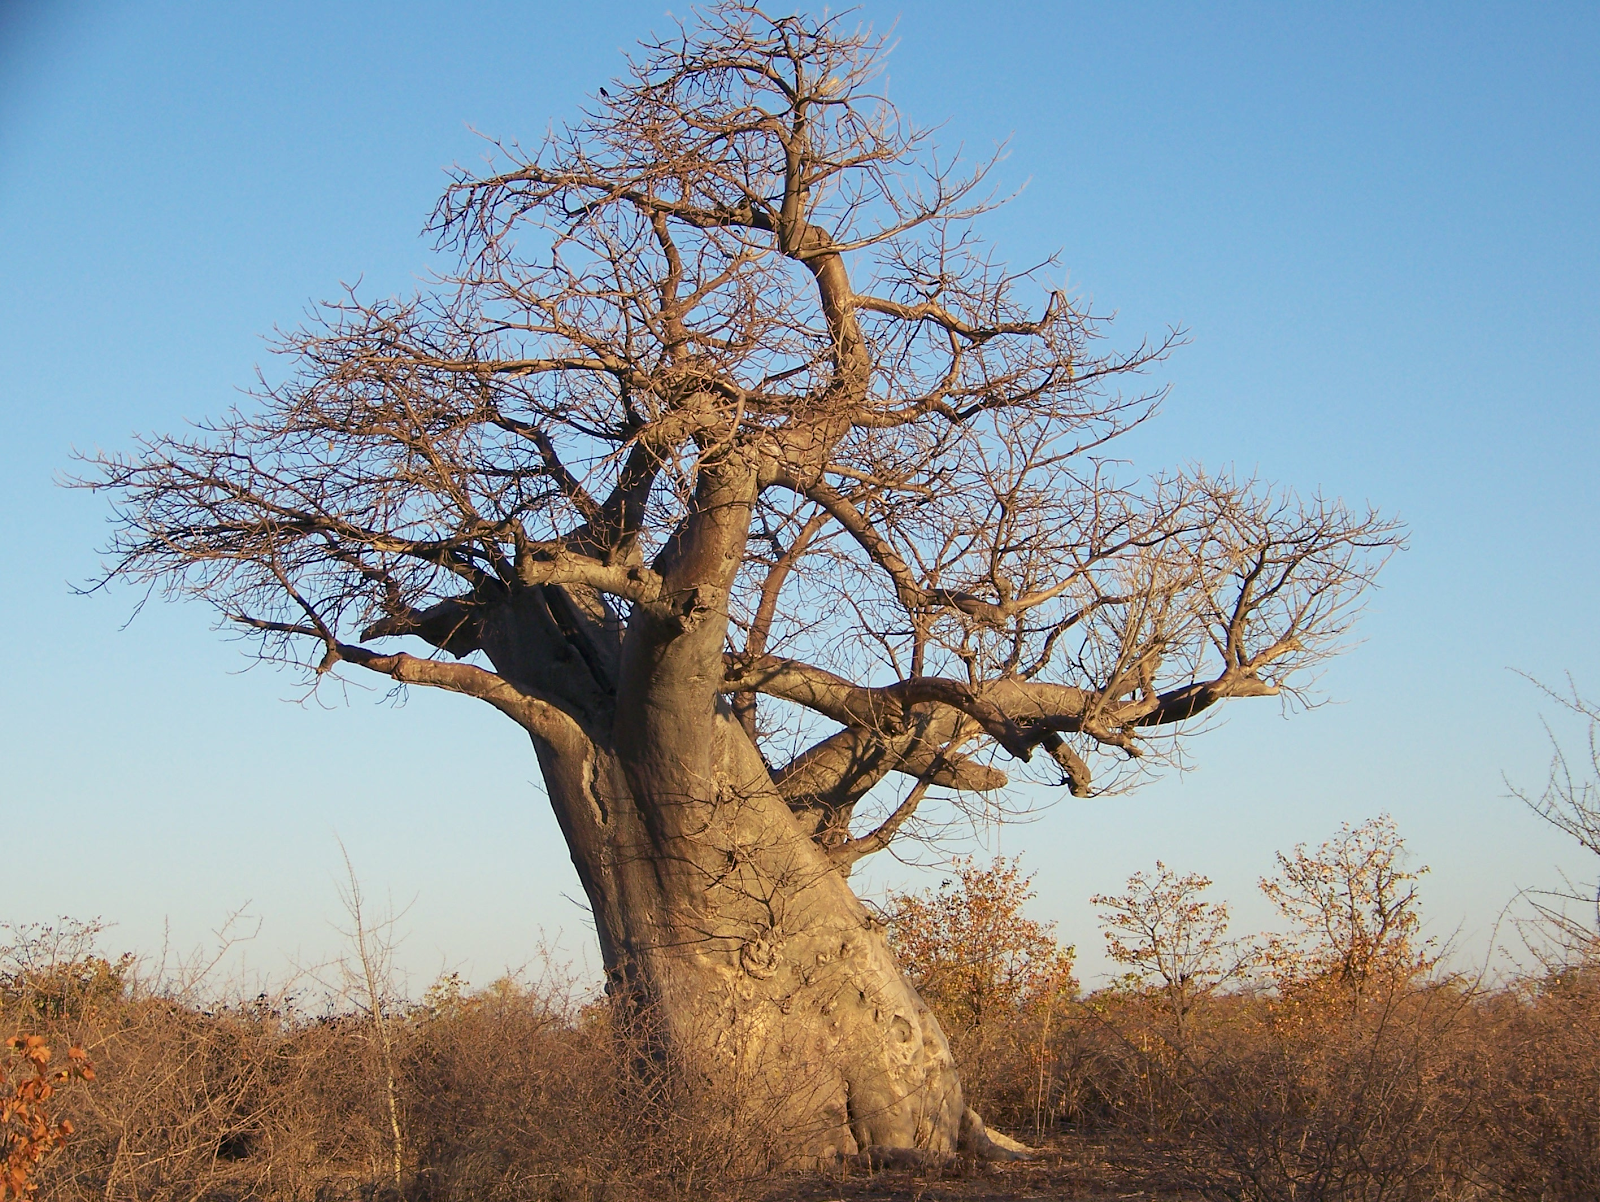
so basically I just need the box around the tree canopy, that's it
[87,1,1399,866]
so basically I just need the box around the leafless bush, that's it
[0,922,798,1202]
[1458,957,1600,1200]
[1187,983,1475,1201]
[403,973,802,1200]
[14,808,1600,1202]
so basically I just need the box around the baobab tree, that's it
[85,3,1399,1162]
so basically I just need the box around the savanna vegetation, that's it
[10,791,1600,1202]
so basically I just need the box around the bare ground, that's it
[760,1136,1200,1202]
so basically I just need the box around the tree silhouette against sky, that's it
[86,3,1399,1160]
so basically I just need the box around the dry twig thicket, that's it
[1,921,790,1202]
[886,819,1600,1202]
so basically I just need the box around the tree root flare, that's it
[847,1108,1035,1170]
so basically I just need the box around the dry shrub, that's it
[10,812,1600,1202]
[1045,822,1477,1201]
[884,857,1076,1137]
[403,972,791,1200]
[888,830,1600,1201]
[1463,957,1600,1201]
[1461,680,1600,1199]
[0,924,789,1202]
[1052,983,1473,1201]
[3,953,346,1202]
[1174,982,1472,1201]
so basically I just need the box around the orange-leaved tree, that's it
[886,858,1076,1124]
[1,1036,93,1200]
[1092,862,1246,1052]
[1260,815,1435,1005]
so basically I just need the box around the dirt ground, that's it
[759,1136,1198,1202]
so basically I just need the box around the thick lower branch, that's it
[724,655,1087,760]
[774,712,1004,816]
[332,643,582,743]
[727,653,1286,796]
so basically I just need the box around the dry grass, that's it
[1,923,789,1202]
[5,914,1599,1202]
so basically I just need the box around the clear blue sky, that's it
[2,1,1596,989]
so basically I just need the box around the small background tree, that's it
[1092,862,1243,1052]
[884,857,1075,1132]
[1260,814,1436,1005]
[1061,820,1471,1202]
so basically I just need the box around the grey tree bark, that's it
[473,522,974,1156]
[539,707,968,1158]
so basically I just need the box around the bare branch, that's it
[330,642,583,745]
[82,0,1400,859]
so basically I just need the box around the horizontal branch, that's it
[774,715,1006,813]
[332,643,582,744]
[726,652,1288,796]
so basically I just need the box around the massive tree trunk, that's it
[477,561,974,1162]
[534,706,967,1161]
